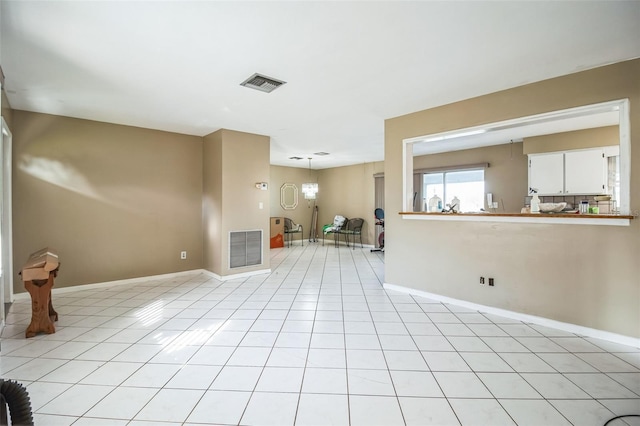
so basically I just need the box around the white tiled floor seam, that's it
[238,243,326,425]
[0,244,638,426]
[354,249,408,426]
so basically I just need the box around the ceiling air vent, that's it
[240,73,286,93]
[289,156,303,160]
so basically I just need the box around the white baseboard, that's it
[202,268,271,281]
[13,268,266,301]
[280,238,374,249]
[384,283,640,349]
[319,239,374,249]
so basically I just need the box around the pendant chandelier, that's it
[301,158,318,200]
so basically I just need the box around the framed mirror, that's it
[280,183,298,210]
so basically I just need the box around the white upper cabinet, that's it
[528,148,607,195]
[529,152,564,194]
[564,149,606,194]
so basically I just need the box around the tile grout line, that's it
[76,272,231,423]
[237,243,319,425]
[9,248,640,425]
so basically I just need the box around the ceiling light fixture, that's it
[301,158,318,200]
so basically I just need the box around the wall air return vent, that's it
[229,230,263,268]
[240,73,286,93]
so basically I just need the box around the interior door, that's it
[374,175,384,248]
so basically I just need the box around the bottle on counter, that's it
[429,193,442,212]
[579,200,589,214]
[530,193,540,214]
[451,196,461,213]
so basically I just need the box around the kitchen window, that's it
[607,155,620,212]
[421,168,485,212]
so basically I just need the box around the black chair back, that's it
[346,218,364,232]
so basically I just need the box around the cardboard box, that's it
[270,217,284,248]
[21,247,59,282]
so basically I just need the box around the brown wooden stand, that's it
[24,270,58,338]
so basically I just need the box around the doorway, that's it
[373,174,384,249]
[1,117,13,328]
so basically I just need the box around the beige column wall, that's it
[203,129,270,277]
[13,111,204,291]
[202,130,223,273]
[385,59,640,338]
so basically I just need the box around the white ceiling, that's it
[2,1,639,169]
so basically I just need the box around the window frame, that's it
[413,164,487,212]
[401,99,630,218]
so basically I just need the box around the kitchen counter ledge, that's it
[399,211,634,226]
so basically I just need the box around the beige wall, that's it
[317,162,384,245]
[524,125,618,154]
[13,111,204,291]
[203,129,270,277]
[414,142,528,213]
[269,162,384,246]
[385,59,640,338]
[269,165,319,241]
[13,114,271,289]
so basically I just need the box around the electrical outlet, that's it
[489,278,494,286]
[180,251,187,260]
[480,277,485,285]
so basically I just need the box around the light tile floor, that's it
[2,245,639,426]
